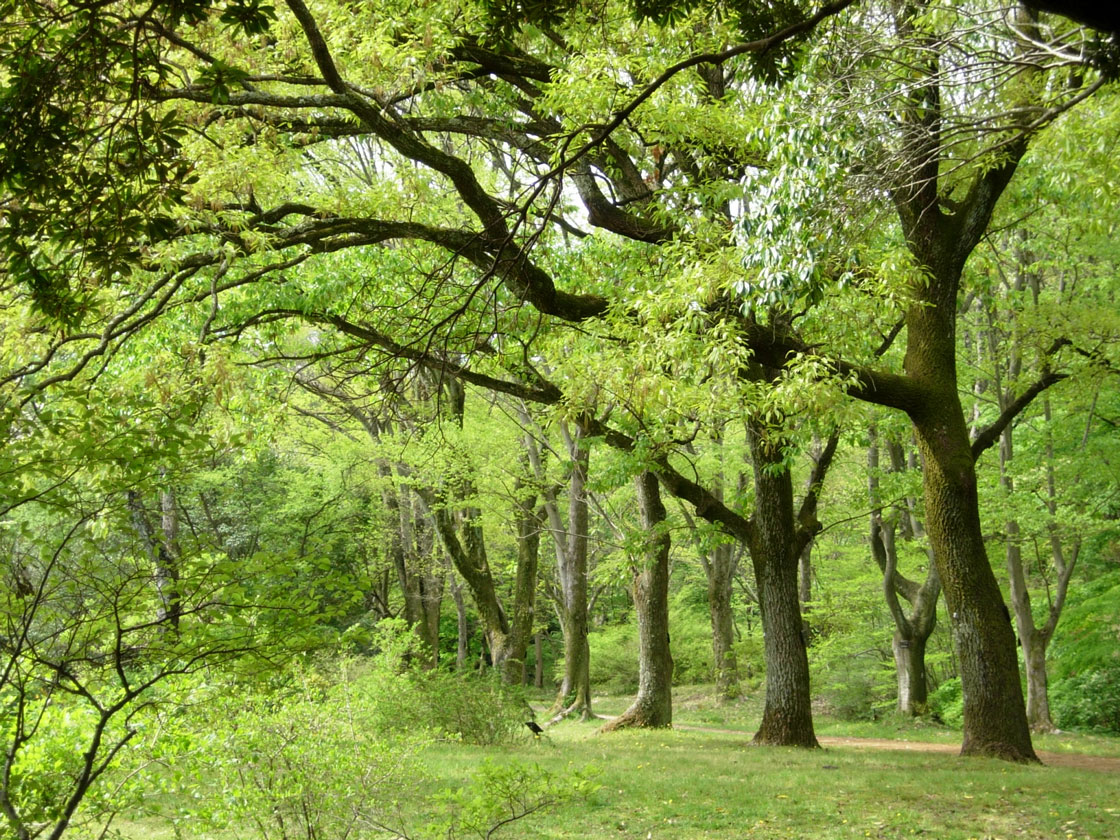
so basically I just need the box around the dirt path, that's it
[671,724,1120,772]
[817,735,1120,772]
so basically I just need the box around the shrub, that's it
[144,652,591,839]
[1051,667,1120,734]
[928,677,964,728]
[408,669,531,746]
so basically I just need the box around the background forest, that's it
[2,0,1119,838]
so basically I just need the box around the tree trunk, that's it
[502,483,541,685]
[127,487,181,632]
[533,632,544,688]
[746,423,818,748]
[602,471,673,730]
[911,386,1034,760]
[448,568,470,671]
[549,422,593,720]
[798,542,812,605]
[892,633,929,715]
[706,541,741,703]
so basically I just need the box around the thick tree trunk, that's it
[603,471,673,731]
[892,633,929,715]
[1022,631,1054,731]
[911,391,1035,760]
[747,424,818,748]
[882,0,1040,761]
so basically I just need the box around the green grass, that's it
[438,722,1120,840]
[109,684,1120,840]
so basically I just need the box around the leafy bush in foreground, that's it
[141,642,592,839]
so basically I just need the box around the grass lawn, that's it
[432,714,1120,840]
[115,687,1120,840]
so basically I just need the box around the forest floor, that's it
[576,694,1120,772]
[599,720,1120,771]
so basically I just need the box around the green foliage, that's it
[410,669,533,747]
[1051,668,1120,734]
[586,590,765,694]
[1050,571,1120,679]
[433,760,601,840]
[1048,571,1120,734]
[815,658,891,722]
[928,678,964,729]
[134,647,592,839]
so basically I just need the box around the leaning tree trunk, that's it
[602,471,673,731]
[906,281,1036,760]
[746,422,818,748]
[882,0,1041,762]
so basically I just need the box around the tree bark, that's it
[548,421,593,721]
[746,422,818,748]
[602,471,674,730]
[706,541,741,702]
[504,480,542,685]
[127,487,181,632]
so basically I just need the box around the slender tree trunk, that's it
[706,542,741,702]
[502,483,541,685]
[157,487,182,629]
[549,422,593,720]
[602,471,673,730]
[798,543,812,605]
[448,565,470,671]
[746,423,818,748]
[413,504,444,669]
[128,487,181,632]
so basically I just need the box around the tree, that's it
[868,426,941,716]
[3,0,1111,760]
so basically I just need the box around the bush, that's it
[585,599,765,695]
[408,669,531,746]
[816,663,885,721]
[928,677,964,728]
[1051,668,1120,734]
[140,646,591,839]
